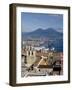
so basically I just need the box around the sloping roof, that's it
[33,57,49,68]
[33,59,41,67]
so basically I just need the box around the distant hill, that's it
[22,28,63,52]
[22,28,63,39]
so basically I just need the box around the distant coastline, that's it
[22,28,63,52]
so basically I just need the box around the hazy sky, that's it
[21,12,63,32]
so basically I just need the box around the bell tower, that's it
[26,46,36,66]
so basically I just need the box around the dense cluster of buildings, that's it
[21,43,63,77]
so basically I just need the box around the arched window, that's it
[28,51,30,55]
[32,51,33,55]
[24,56,27,64]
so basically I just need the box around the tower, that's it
[26,47,36,67]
